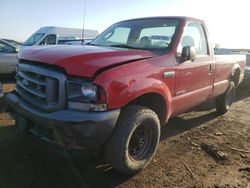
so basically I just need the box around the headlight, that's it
[66,80,98,102]
[66,79,107,111]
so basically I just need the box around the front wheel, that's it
[215,81,235,114]
[105,105,160,176]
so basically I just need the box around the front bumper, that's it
[6,91,120,153]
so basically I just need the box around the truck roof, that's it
[117,16,204,23]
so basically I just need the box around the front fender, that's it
[93,54,176,119]
[95,74,173,119]
[112,77,171,104]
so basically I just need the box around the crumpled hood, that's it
[18,45,156,78]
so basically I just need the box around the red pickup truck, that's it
[7,16,245,175]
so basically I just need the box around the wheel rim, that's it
[128,122,152,160]
[226,88,234,108]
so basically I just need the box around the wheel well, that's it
[231,68,240,87]
[127,93,167,125]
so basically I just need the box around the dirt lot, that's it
[0,81,249,188]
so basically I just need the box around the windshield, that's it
[22,33,45,46]
[91,18,180,54]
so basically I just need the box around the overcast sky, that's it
[0,0,249,48]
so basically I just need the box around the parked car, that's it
[7,16,246,175]
[0,39,19,75]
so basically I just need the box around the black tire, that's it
[215,81,235,114]
[105,105,160,176]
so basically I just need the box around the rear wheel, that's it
[215,81,235,114]
[105,105,160,176]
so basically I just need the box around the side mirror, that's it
[180,46,196,63]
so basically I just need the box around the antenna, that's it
[81,0,86,45]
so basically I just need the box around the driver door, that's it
[172,22,214,115]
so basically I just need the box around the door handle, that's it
[208,64,212,75]
[164,71,175,78]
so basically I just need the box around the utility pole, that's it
[81,0,86,45]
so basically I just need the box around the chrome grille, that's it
[16,63,66,112]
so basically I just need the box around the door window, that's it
[40,34,56,45]
[139,26,175,48]
[177,23,208,56]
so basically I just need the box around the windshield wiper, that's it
[109,44,139,49]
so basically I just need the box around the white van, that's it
[21,26,99,47]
